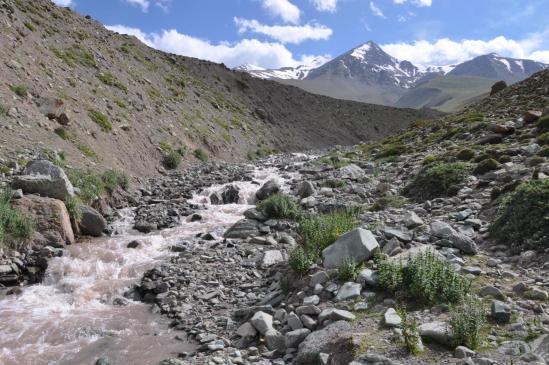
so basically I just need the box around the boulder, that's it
[491,300,511,323]
[265,329,286,351]
[224,219,261,239]
[37,97,65,120]
[78,205,107,237]
[12,160,75,201]
[296,181,316,199]
[285,328,311,349]
[524,110,542,124]
[356,268,378,287]
[255,179,280,201]
[12,194,74,246]
[430,221,478,254]
[322,228,379,269]
[337,164,366,180]
[210,185,240,205]
[260,250,284,268]
[384,308,401,328]
[250,311,273,335]
[490,80,507,96]
[419,321,453,347]
[318,308,356,324]
[402,211,424,228]
[388,245,444,266]
[295,321,352,365]
[335,282,362,301]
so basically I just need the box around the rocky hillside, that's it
[0,0,440,179]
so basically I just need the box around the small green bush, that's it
[375,250,471,305]
[102,169,129,191]
[370,195,406,211]
[299,207,360,255]
[498,155,512,163]
[398,309,423,355]
[68,170,105,203]
[64,195,82,224]
[52,45,96,68]
[163,151,182,170]
[77,144,97,159]
[193,148,208,162]
[403,163,469,201]
[54,127,71,140]
[490,179,549,252]
[176,144,188,157]
[528,156,545,167]
[474,158,500,175]
[450,295,485,350]
[538,147,549,157]
[97,72,128,93]
[537,116,549,133]
[11,85,28,97]
[288,246,314,276]
[376,143,407,159]
[537,132,549,145]
[456,148,475,161]
[338,257,362,281]
[257,193,302,220]
[88,110,112,132]
[0,188,34,246]
[422,155,439,166]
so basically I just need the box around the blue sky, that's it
[53,0,549,69]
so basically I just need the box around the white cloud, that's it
[261,0,301,24]
[234,18,332,44]
[381,33,549,67]
[106,25,326,69]
[310,0,338,12]
[369,2,385,18]
[52,0,73,6]
[122,0,171,12]
[125,0,149,12]
[394,0,432,7]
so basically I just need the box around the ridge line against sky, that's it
[54,0,549,69]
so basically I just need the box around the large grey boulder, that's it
[255,179,280,201]
[210,185,240,205]
[250,311,273,335]
[285,328,311,348]
[430,221,478,255]
[12,160,75,201]
[296,321,352,365]
[337,164,366,180]
[296,181,316,199]
[224,219,261,239]
[79,205,107,237]
[322,228,379,269]
[491,300,511,323]
[335,282,362,301]
[419,321,454,347]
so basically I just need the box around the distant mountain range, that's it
[235,41,548,112]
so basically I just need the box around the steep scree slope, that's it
[0,0,440,177]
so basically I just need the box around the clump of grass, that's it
[338,257,362,282]
[538,147,549,158]
[370,195,406,211]
[536,132,549,146]
[450,295,486,350]
[474,158,500,175]
[193,148,208,162]
[97,72,127,93]
[176,144,188,157]
[322,179,347,189]
[51,45,96,68]
[114,99,127,108]
[101,169,129,192]
[528,156,546,167]
[54,127,71,140]
[537,116,549,133]
[398,309,423,355]
[257,193,302,220]
[490,179,549,252]
[376,143,407,159]
[88,110,112,132]
[318,155,350,168]
[163,151,182,170]
[68,170,105,203]
[64,195,82,224]
[403,162,469,201]
[288,246,315,276]
[0,188,35,246]
[422,155,439,166]
[456,148,475,161]
[299,207,361,255]
[10,85,28,97]
[0,104,7,117]
[375,250,471,305]
[77,144,97,159]
[24,22,35,31]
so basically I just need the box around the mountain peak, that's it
[349,41,388,62]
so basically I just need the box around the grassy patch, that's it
[403,162,469,201]
[10,85,28,97]
[193,148,209,162]
[370,195,406,211]
[537,116,549,133]
[0,104,6,117]
[163,151,182,170]
[257,193,302,220]
[0,188,35,247]
[64,195,82,224]
[54,127,72,140]
[376,143,407,159]
[77,144,97,159]
[456,148,475,161]
[102,170,129,192]
[338,257,362,281]
[97,72,127,93]
[450,295,486,350]
[67,170,105,203]
[88,110,112,132]
[474,158,500,175]
[375,250,471,305]
[51,45,96,68]
[24,22,35,31]
[490,179,549,252]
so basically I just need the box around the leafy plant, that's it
[193,148,209,162]
[68,170,105,203]
[10,85,28,97]
[537,115,549,133]
[376,143,407,159]
[54,127,71,140]
[88,110,112,132]
[338,257,362,281]
[0,187,34,246]
[176,144,188,157]
[450,295,485,350]
[490,179,549,252]
[456,148,475,161]
[101,169,129,191]
[398,309,423,355]
[536,132,549,146]
[163,151,182,170]
[64,195,82,224]
[257,193,302,220]
[370,195,406,211]
[288,246,314,276]
[403,162,469,201]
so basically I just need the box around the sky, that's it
[53,0,549,69]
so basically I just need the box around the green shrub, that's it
[257,193,302,220]
[537,132,549,145]
[176,144,188,157]
[97,72,127,93]
[163,151,182,170]
[102,169,129,191]
[52,45,96,68]
[537,116,549,133]
[68,170,105,203]
[403,163,469,201]
[376,143,407,159]
[450,295,485,350]
[89,110,112,132]
[288,246,314,276]
[370,195,406,211]
[54,127,71,140]
[375,250,471,305]
[422,155,439,166]
[338,257,362,282]
[398,309,423,355]
[10,85,28,97]
[474,158,500,175]
[299,207,360,255]
[538,147,549,157]
[0,104,6,117]
[193,148,208,162]
[528,156,545,167]
[24,22,35,31]
[77,144,97,159]
[490,179,549,252]
[498,154,512,163]
[0,188,34,246]
[460,112,484,124]
[456,148,475,161]
[64,195,82,224]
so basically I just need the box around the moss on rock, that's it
[403,162,469,201]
